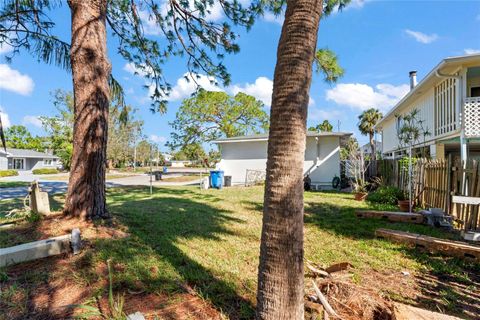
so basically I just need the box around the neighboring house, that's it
[213,131,352,188]
[360,140,382,158]
[170,160,193,168]
[0,148,60,171]
[376,54,480,162]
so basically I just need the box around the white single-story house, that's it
[213,132,352,188]
[376,54,480,162]
[0,148,60,171]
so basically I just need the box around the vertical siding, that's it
[381,88,435,154]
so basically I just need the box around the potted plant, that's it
[353,180,368,201]
[397,191,410,212]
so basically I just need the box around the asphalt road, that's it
[0,172,204,200]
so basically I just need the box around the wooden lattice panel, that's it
[465,97,480,137]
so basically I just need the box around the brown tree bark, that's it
[256,0,323,319]
[64,0,111,220]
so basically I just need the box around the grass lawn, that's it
[0,181,29,188]
[0,186,479,319]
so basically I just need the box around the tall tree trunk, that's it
[64,0,111,220]
[256,0,323,318]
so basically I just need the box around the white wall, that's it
[216,136,341,187]
[382,87,435,154]
[0,155,7,170]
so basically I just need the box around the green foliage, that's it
[4,125,44,150]
[367,186,405,205]
[396,108,431,152]
[314,48,344,83]
[399,157,419,172]
[107,105,143,168]
[0,170,18,177]
[0,0,263,111]
[32,168,59,175]
[172,143,207,162]
[168,90,269,149]
[40,90,74,170]
[358,108,383,137]
[309,120,333,132]
[340,137,358,161]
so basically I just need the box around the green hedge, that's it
[367,186,405,205]
[0,169,19,177]
[32,168,60,175]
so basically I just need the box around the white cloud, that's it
[464,48,480,55]
[123,62,153,77]
[326,83,410,112]
[163,72,222,101]
[0,64,34,95]
[138,10,162,36]
[149,134,167,144]
[404,29,439,44]
[230,77,273,106]
[0,43,13,55]
[22,115,43,128]
[0,106,11,128]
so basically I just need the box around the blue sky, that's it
[0,0,479,150]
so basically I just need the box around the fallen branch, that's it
[306,261,330,277]
[312,280,340,318]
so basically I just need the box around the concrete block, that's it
[71,228,82,254]
[0,234,71,267]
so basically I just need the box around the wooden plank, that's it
[452,196,480,205]
[375,228,480,261]
[355,211,424,224]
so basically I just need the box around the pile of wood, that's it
[304,260,395,320]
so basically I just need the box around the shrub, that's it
[0,170,18,177]
[32,168,59,175]
[367,186,404,205]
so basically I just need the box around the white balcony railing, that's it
[464,97,480,137]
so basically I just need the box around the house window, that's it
[13,158,24,170]
[471,86,480,97]
[44,159,52,165]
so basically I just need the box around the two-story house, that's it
[376,54,480,163]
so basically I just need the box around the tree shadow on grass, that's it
[104,187,255,319]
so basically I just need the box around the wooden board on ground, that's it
[394,302,464,320]
[356,210,424,224]
[375,228,480,261]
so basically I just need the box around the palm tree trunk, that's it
[256,0,323,318]
[64,0,110,220]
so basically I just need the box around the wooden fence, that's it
[373,157,480,231]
